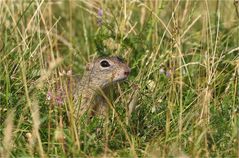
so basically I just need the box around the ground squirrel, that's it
[73,56,131,118]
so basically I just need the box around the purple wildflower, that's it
[97,8,103,26]
[98,8,103,17]
[166,70,171,78]
[56,96,64,105]
[47,91,52,100]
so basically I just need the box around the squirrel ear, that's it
[85,63,93,71]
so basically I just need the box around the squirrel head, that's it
[84,56,131,88]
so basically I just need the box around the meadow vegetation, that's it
[0,0,239,157]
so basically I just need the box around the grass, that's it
[0,0,238,157]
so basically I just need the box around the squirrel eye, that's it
[100,60,110,67]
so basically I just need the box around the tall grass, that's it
[0,0,238,157]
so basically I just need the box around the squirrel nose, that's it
[124,68,131,76]
[124,71,130,76]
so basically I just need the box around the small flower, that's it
[46,91,52,100]
[56,96,63,105]
[159,68,165,74]
[98,8,103,17]
[166,70,171,78]
[97,8,103,26]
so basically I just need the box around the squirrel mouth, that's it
[115,76,127,82]
[113,70,130,82]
